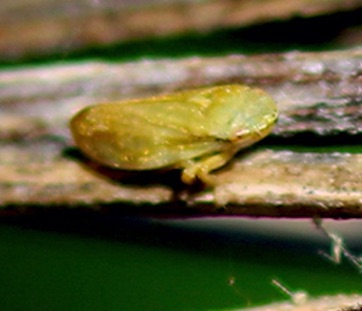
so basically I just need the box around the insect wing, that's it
[71,92,224,170]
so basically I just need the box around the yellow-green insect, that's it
[70,85,278,184]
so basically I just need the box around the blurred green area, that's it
[1,7,362,311]
[1,7,361,67]
[0,214,361,311]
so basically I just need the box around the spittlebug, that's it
[70,85,278,184]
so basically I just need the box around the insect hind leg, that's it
[180,151,234,185]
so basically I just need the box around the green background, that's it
[1,214,361,311]
[1,8,362,311]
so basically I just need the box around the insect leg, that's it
[181,151,235,185]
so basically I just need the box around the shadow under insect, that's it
[63,147,205,193]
